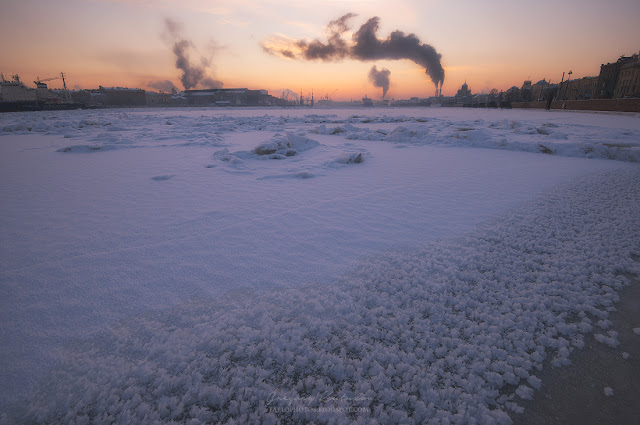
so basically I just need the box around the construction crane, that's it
[35,76,58,84]
[318,89,338,101]
[34,72,71,102]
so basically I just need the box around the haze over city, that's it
[2,0,639,99]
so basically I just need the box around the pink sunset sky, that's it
[1,0,639,100]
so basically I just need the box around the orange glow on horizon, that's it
[1,57,625,102]
[1,0,638,102]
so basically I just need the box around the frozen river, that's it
[1,107,639,424]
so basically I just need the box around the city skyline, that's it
[2,0,639,100]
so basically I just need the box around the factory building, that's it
[98,86,147,106]
[185,88,275,106]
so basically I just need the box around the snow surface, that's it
[1,107,639,424]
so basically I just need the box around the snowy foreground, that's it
[1,107,639,424]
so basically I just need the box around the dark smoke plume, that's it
[164,18,223,90]
[262,14,444,88]
[353,17,444,89]
[368,65,391,98]
[294,13,356,61]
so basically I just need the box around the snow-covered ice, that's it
[1,107,639,424]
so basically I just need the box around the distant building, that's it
[531,79,549,101]
[185,88,274,106]
[562,76,600,100]
[392,97,431,107]
[597,52,639,99]
[599,60,624,99]
[503,86,521,102]
[472,93,489,105]
[71,90,91,104]
[520,80,533,101]
[90,92,107,105]
[170,94,188,106]
[507,80,558,103]
[614,53,640,98]
[145,91,172,106]
[98,86,146,106]
[455,81,472,100]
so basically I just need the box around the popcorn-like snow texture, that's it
[1,109,639,161]
[4,168,639,425]
[310,117,640,162]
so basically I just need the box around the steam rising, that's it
[368,66,391,98]
[262,14,444,89]
[147,79,179,93]
[281,88,299,102]
[164,18,223,90]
